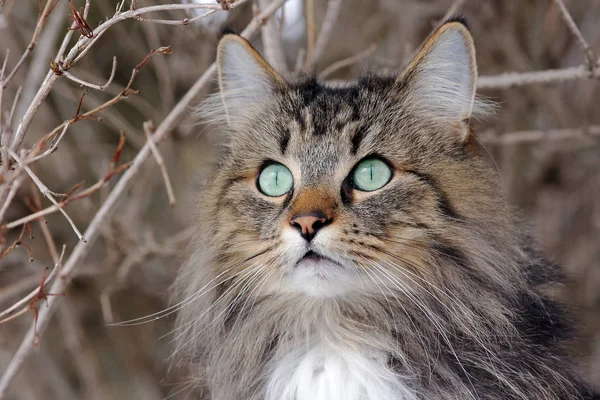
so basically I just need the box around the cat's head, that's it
[196,20,518,300]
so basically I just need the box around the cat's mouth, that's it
[296,250,341,268]
[289,250,355,296]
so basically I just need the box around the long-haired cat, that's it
[173,18,597,400]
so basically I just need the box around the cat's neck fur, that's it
[175,241,579,399]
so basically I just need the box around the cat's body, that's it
[173,19,596,399]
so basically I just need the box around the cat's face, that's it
[200,21,498,299]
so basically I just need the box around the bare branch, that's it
[319,43,377,79]
[59,56,117,91]
[143,121,176,207]
[0,246,66,322]
[28,183,60,264]
[312,0,344,64]
[551,0,597,72]
[7,0,247,155]
[0,175,24,224]
[31,47,171,164]
[0,49,8,126]
[0,0,60,88]
[135,8,218,25]
[258,0,288,74]
[479,125,600,145]
[439,0,466,24]
[14,0,67,123]
[8,149,86,242]
[477,57,600,89]
[5,142,132,230]
[304,0,316,69]
[1,84,21,185]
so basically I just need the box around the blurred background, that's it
[0,0,599,398]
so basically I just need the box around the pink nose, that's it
[289,212,331,242]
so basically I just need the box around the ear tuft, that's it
[399,21,477,136]
[216,35,285,126]
[217,26,237,40]
[443,15,471,30]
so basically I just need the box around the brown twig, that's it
[5,137,132,230]
[6,1,237,154]
[0,246,67,348]
[32,47,171,163]
[8,149,86,242]
[67,0,94,38]
[28,181,60,264]
[0,224,33,263]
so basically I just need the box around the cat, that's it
[172,18,597,400]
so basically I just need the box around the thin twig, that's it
[440,0,466,23]
[0,49,9,177]
[304,0,316,69]
[31,47,171,164]
[8,149,86,242]
[0,0,60,88]
[0,175,24,223]
[479,125,600,145]
[135,8,218,25]
[59,56,117,91]
[551,0,597,73]
[143,121,176,207]
[14,0,68,122]
[27,120,72,165]
[312,0,344,64]
[405,0,467,64]
[7,1,246,154]
[258,0,288,73]
[319,43,377,79]
[5,145,132,230]
[0,49,8,127]
[477,57,600,89]
[0,246,66,322]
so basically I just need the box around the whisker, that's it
[230,264,277,335]
[359,257,434,371]
[377,248,476,319]
[226,261,274,334]
[355,257,428,369]
[108,248,271,327]
[378,255,514,375]
[369,260,477,399]
[172,265,267,353]
[166,262,265,347]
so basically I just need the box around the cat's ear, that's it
[217,35,286,126]
[398,19,477,140]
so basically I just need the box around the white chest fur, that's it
[265,341,418,400]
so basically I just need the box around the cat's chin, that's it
[284,256,359,298]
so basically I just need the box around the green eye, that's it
[352,158,392,192]
[258,163,293,197]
